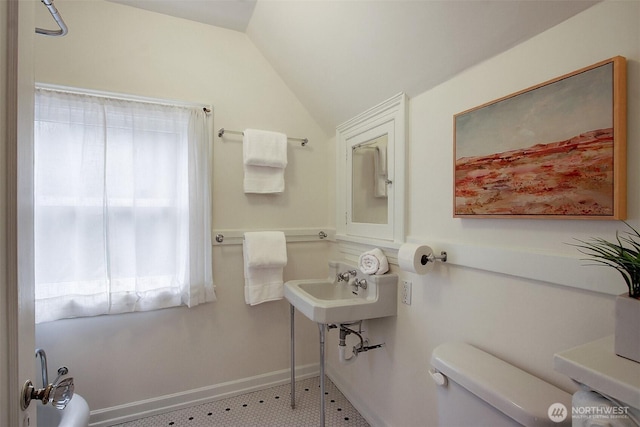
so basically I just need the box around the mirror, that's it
[352,135,388,224]
[336,93,406,247]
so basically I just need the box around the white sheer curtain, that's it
[34,87,215,323]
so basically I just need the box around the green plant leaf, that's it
[569,221,640,299]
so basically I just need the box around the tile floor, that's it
[112,376,369,427]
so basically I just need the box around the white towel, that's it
[243,165,285,194]
[243,129,287,194]
[374,147,388,198]
[243,231,288,305]
[243,129,288,168]
[358,248,389,275]
[243,231,287,268]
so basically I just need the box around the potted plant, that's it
[573,221,640,363]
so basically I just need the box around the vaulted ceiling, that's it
[107,0,599,133]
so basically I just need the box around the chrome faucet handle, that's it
[354,279,367,290]
[337,270,358,282]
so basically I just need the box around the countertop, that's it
[554,335,640,408]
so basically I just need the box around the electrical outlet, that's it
[402,280,412,305]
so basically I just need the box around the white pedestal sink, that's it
[285,260,397,427]
[284,260,397,324]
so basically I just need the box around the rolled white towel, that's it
[358,248,389,275]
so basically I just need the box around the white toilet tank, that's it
[431,342,572,427]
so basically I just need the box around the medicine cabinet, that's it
[336,93,406,247]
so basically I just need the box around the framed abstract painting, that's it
[454,56,626,219]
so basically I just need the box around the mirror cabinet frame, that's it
[336,92,407,248]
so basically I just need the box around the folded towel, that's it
[243,129,288,168]
[243,254,286,306]
[243,231,288,305]
[243,129,287,193]
[358,248,389,275]
[243,231,287,268]
[244,164,285,193]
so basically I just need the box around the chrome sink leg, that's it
[319,323,326,427]
[290,304,295,409]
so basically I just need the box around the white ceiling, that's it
[107,0,258,32]
[106,0,599,134]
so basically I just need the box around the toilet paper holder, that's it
[422,251,447,264]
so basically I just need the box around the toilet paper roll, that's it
[398,243,434,275]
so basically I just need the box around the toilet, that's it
[431,342,572,426]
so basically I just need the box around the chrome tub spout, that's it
[35,348,48,388]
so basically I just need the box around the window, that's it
[34,87,216,323]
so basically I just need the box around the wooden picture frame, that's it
[454,56,626,219]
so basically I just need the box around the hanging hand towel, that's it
[374,147,388,198]
[243,231,288,305]
[358,248,389,275]
[243,129,288,194]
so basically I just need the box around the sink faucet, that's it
[336,269,357,282]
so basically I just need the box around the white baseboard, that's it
[326,364,388,427]
[89,364,319,427]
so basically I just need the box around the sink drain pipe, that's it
[338,325,360,365]
[337,322,385,365]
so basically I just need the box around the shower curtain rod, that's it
[218,128,309,146]
[36,0,68,37]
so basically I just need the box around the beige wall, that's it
[33,0,332,414]
[327,2,640,426]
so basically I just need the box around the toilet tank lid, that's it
[431,342,572,427]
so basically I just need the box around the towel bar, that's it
[213,229,330,245]
[218,128,308,146]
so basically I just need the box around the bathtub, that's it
[37,394,90,427]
